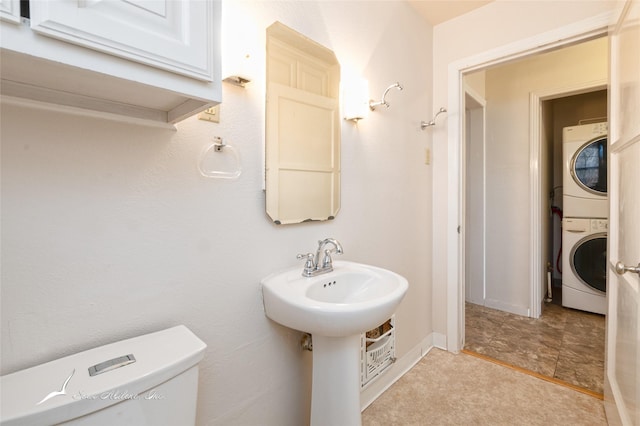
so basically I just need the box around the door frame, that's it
[446,11,615,352]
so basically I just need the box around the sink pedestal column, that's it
[310,334,362,426]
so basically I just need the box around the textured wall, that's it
[0,1,433,424]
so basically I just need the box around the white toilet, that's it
[0,325,206,425]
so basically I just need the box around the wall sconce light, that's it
[343,78,370,122]
[221,9,258,88]
[223,53,253,87]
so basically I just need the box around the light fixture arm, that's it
[369,82,403,111]
[421,107,447,129]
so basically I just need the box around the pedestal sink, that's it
[261,261,408,426]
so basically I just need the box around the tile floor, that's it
[362,349,607,426]
[464,300,605,394]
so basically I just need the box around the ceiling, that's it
[407,0,494,26]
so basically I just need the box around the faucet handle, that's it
[321,249,334,269]
[297,253,315,267]
[297,253,316,277]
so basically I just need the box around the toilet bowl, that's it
[0,325,206,426]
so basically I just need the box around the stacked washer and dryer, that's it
[561,122,608,315]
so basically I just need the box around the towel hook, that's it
[369,82,403,111]
[421,107,447,130]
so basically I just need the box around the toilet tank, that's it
[0,325,207,426]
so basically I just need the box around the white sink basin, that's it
[261,261,408,337]
[261,260,408,426]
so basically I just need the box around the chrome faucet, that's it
[296,238,343,277]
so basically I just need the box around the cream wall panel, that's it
[278,97,334,168]
[299,63,328,96]
[268,48,297,87]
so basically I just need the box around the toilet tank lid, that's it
[0,325,206,426]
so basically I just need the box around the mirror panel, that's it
[265,22,340,225]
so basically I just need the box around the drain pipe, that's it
[301,333,313,351]
[545,263,553,303]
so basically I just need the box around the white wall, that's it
[0,2,433,424]
[432,0,619,344]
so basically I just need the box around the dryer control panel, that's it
[591,122,608,135]
[563,218,608,232]
[590,218,608,232]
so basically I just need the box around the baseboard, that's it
[485,298,530,317]
[431,332,447,350]
[360,334,434,410]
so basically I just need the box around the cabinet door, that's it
[29,0,216,81]
[0,0,20,24]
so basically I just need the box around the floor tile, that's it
[463,301,605,395]
[362,349,607,426]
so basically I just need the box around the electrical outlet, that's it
[425,148,431,165]
[198,105,220,123]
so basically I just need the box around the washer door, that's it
[571,136,607,195]
[570,232,607,293]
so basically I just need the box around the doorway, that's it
[442,10,615,354]
[461,36,607,317]
[460,39,608,395]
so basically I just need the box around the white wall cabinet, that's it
[0,0,221,126]
[0,0,20,24]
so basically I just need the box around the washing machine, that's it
[563,122,608,218]
[562,217,607,315]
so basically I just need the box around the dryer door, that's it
[571,136,607,195]
[570,232,607,293]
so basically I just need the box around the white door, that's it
[605,0,640,424]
